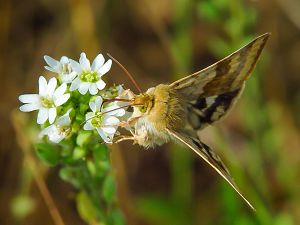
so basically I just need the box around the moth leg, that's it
[114,135,136,144]
[128,116,142,127]
[114,130,147,144]
[106,121,130,127]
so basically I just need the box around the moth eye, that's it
[138,105,147,113]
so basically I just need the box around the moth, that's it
[114,33,270,210]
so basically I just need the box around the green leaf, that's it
[76,131,92,147]
[35,143,60,166]
[79,93,91,103]
[76,191,99,224]
[102,175,116,204]
[79,103,89,114]
[87,160,97,176]
[73,146,86,160]
[75,114,85,124]
[59,167,81,188]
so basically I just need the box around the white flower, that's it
[115,85,132,130]
[83,96,124,143]
[115,85,128,108]
[40,110,72,143]
[69,53,112,95]
[44,55,77,83]
[109,85,128,117]
[19,76,70,124]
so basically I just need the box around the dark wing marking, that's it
[187,86,244,130]
[166,128,255,211]
[170,33,270,98]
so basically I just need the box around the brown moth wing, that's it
[170,33,270,129]
[166,128,255,210]
[170,33,270,98]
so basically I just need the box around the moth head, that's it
[131,93,153,114]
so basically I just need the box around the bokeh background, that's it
[1,0,300,224]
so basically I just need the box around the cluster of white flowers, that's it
[19,53,128,144]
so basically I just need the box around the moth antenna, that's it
[103,98,131,103]
[107,53,142,93]
[100,98,131,110]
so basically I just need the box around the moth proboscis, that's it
[114,33,270,211]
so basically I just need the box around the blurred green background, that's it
[1,0,300,224]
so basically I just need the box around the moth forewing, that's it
[170,33,270,97]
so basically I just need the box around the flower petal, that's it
[39,76,48,96]
[50,134,64,143]
[47,77,57,96]
[96,80,106,90]
[37,108,48,124]
[69,59,82,74]
[103,116,119,126]
[48,107,57,124]
[117,85,125,95]
[114,108,126,117]
[89,102,96,112]
[19,103,40,112]
[78,82,90,95]
[60,56,69,64]
[98,59,112,76]
[54,93,70,106]
[19,94,40,103]
[61,72,77,83]
[102,126,117,134]
[44,55,60,69]
[89,83,98,95]
[40,125,55,136]
[44,66,59,73]
[83,122,94,130]
[85,112,94,120]
[79,52,91,71]
[103,105,122,116]
[70,77,80,91]
[96,128,113,143]
[53,83,67,99]
[56,109,71,126]
[95,96,103,109]
[102,116,120,135]
[91,54,105,71]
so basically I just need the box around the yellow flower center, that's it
[80,71,99,83]
[91,112,103,128]
[41,97,55,108]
